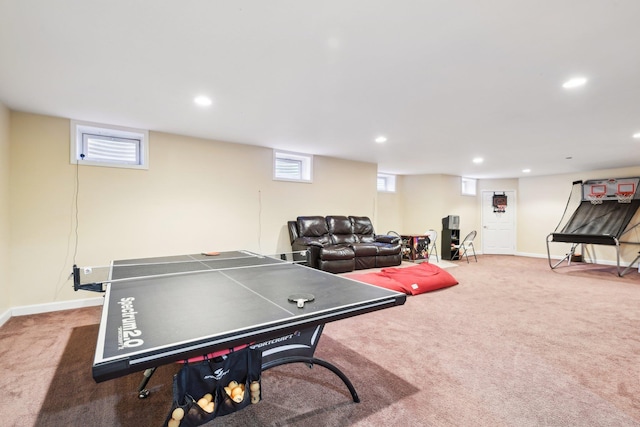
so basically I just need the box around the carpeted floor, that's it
[2,255,640,426]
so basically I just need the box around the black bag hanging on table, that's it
[164,347,262,427]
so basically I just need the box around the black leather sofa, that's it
[287,215,402,273]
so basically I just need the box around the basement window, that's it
[377,173,396,192]
[273,150,313,182]
[461,177,477,196]
[70,120,149,169]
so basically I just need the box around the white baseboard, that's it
[7,297,104,320]
[0,308,11,328]
[515,252,551,259]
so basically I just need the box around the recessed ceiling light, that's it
[562,77,587,89]
[194,95,212,107]
[633,132,640,139]
[522,169,531,173]
[472,157,483,164]
[375,136,387,143]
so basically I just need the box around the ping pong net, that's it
[72,250,308,293]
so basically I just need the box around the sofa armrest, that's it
[306,240,325,248]
[292,236,330,255]
[292,238,327,269]
[375,234,401,244]
[287,221,299,244]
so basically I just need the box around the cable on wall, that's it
[54,157,82,299]
[72,155,82,264]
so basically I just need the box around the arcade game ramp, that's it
[547,177,640,276]
[553,199,640,244]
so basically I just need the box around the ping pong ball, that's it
[250,381,260,392]
[232,393,244,403]
[251,395,260,404]
[203,393,213,403]
[228,380,239,389]
[197,398,208,408]
[204,401,215,413]
[168,419,180,427]
[231,386,243,398]
[224,386,232,396]
[171,407,184,420]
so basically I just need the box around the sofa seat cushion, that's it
[319,244,355,261]
[319,258,355,274]
[355,256,376,270]
[350,243,379,257]
[374,242,401,256]
[376,254,402,268]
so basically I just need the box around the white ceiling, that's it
[1,1,639,179]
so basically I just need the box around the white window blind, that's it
[275,157,303,180]
[377,173,396,192]
[82,134,140,164]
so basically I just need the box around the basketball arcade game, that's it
[546,177,640,276]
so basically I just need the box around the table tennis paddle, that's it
[288,293,315,308]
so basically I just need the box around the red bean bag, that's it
[345,263,458,295]
[343,272,407,294]
[380,262,458,295]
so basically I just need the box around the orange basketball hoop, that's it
[587,193,605,205]
[615,192,633,203]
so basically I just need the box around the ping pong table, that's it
[79,250,406,404]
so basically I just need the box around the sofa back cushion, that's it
[327,215,357,245]
[297,216,329,237]
[350,216,376,243]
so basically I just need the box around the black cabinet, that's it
[441,228,460,260]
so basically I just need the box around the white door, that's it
[482,190,516,254]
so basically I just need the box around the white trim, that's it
[0,308,11,328]
[70,119,149,170]
[9,297,104,317]
[515,251,550,259]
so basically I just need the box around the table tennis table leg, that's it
[137,367,157,399]
[262,356,360,403]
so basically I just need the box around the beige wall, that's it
[375,175,404,235]
[0,102,9,314]
[8,112,377,306]
[395,174,478,245]
[6,110,640,309]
